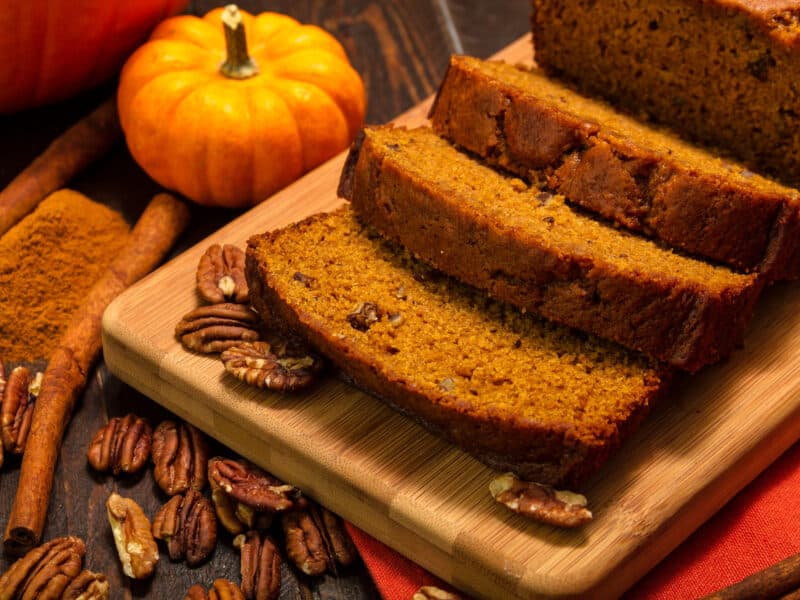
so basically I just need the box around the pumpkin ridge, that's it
[129,73,215,194]
[251,12,300,45]
[268,51,365,139]
[166,80,223,202]
[266,79,349,171]
[118,39,220,111]
[243,89,259,204]
[150,14,223,50]
[249,47,347,68]
[129,70,217,118]
[200,80,258,203]
[256,24,348,61]
[118,68,214,137]
[244,84,304,200]
[150,39,223,73]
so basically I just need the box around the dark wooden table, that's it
[0,2,529,597]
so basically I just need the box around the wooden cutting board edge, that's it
[101,33,800,599]
[102,289,800,599]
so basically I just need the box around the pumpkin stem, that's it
[220,4,259,79]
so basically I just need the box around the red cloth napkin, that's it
[347,439,800,599]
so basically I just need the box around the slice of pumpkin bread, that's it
[428,55,800,278]
[530,0,800,189]
[245,207,670,488]
[339,125,762,373]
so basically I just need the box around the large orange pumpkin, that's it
[117,5,367,208]
[0,0,188,114]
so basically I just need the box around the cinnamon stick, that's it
[3,192,189,556]
[0,96,121,237]
[702,552,800,599]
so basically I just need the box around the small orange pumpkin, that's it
[117,5,367,208]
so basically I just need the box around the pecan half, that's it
[208,457,302,513]
[151,420,209,496]
[489,472,593,528]
[1,366,42,456]
[152,489,217,566]
[61,570,109,600]
[412,586,463,600]
[346,302,382,331]
[0,535,85,599]
[282,502,356,576]
[319,503,357,568]
[220,341,323,392]
[175,303,261,354]
[87,414,152,475]
[291,271,316,289]
[282,510,327,577]
[106,493,159,579]
[234,531,281,600]
[197,244,249,304]
[185,579,245,600]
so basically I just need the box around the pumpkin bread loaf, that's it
[531,0,800,187]
[339,126,762,373]
[245,207,670,488]
[429,55,800,279]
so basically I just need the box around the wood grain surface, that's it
[101,35,800,600]
[0,1,529,598]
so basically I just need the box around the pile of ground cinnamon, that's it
[0,189,130,361]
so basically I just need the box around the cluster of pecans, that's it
[175,244,324,392]
[83,413,358,598]
[84,416,213,587]
[208,456,357,592]
[0,362,43,470]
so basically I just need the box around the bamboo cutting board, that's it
[102,35,800,599]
